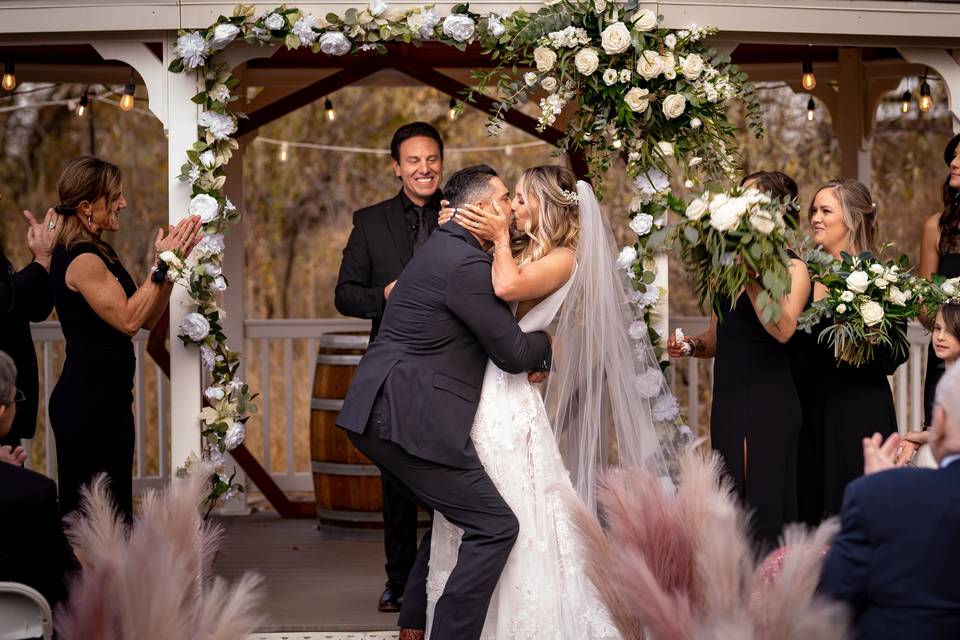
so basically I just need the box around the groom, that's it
[337,164,552,640]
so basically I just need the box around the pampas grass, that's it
[55,470,265,640]
[568,446,851,640]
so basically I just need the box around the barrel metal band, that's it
[317,354,362,366]
[311,398,344,411]
[312,460,380,476]
[319,334,369,349]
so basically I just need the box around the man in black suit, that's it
[817,363,960,639]
[334,122,444,611]
[0,351,79,609]
[0,207,58,451]
[337,165,552,640]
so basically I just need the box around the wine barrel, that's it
[309,331,383,528]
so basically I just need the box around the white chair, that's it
[0,582,52,640]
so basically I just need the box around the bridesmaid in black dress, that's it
[797,180,907,522]
[669,171,810,550]
[48,157,202,522]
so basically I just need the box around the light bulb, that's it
[120,80,135,112]
[2,62,15,91]
[900,90,911,114]
[77,93,89,117]
[806,97,815,122]
[801,50,816,91]
[504,145,513,156]
[279,141,289,162]
[324,98,336,122]
[448,98,458,122]
[919,81,933,113]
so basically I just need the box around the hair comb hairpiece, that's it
[559,188,580,205]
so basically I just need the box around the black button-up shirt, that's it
[399,189,442,252]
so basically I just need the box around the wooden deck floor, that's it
[212,513,403,633]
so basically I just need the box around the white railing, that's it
[25,317,931,498]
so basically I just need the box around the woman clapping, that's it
[48,156,202,522]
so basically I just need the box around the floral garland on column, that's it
[168,1,759,503]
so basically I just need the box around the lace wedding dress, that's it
[424,264,621,640]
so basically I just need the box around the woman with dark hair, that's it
[49,156,202,521]
[668,170,809,550]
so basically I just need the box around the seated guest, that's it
[0,350,79,609]
[817,363,960,639]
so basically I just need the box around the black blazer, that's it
[335,191,419,340]
[0,463,79,608]
[817,460,960,639]
[337,223,551,469]
[0,252,53,442]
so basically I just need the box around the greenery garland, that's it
[168,1,759,504]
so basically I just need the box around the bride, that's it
[426,166,684,639]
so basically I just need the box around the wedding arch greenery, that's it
[168,0,760,502]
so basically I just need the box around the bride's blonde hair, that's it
[515,165,580,265]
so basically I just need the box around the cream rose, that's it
[188,193,221,223]
[680,53,705,80]
[533,47,557,72]
[887,286,908,306]
[630,213,654,236]
[574,48,600,75]
[541,76,558,92]
[617,246,638,270]
[859,300,885,327]
[624,87,650,113]
[709,196,748,232]
[602,68,618,85]
[636,50,662,80]
[631,9,657,32]
[600,22,631,55]
[869,263,885,275]
[836,303,848,314]
[661,52,677,79]
[749,210,776,235]
[840,290,855,303]
[685,197,709,220]
[656,141,674,156]
[662,93,687,119]
[846,270,870,294]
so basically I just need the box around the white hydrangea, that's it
[628,319,647,338]
[487,13,506,37]
[205,386,226,402]
[200,344,217,370]
[224,421,245,450]
[418,7,441,38]
[636,368,663,398]
[545,26,591,49]
[198,110,236,140]
[652,395,680,422]
[196,233,225,258]
[617,246,638,271]
[175,32,209,69]
[211,275,228,292]
[369,0,387,18]
[634,168,670,198]
[209,84,231,102]
[292,13,320,46]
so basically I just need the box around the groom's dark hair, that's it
[390,122,444,161]
[443,165,498,209]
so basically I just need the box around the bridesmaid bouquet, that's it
[673,186,795,323]
[799,249,923,367]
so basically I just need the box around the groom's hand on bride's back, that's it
[527,371,548,384]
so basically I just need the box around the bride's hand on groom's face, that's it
[453,203,510,243]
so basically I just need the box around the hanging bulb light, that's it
[806,97,815,122]
[2,62,15,91]
[801,46,816,91]
[120,74,136,112]
[77,92,89,117]
[324,97,336,122]
[448,98,459,121]
[279,141,289,163]
[900,89,912,114]
[504,145,514,156]
[919,72,933,113]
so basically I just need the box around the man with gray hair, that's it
[817,363,960,639]
[0,350,78,609]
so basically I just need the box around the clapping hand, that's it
[154,215,203,261]
[0,444,26,466]
[22,208,62,271]
[862,432,901,475]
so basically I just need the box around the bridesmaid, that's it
[797,179,908,522]
[919,133,960,427]
[48,157,202,522]
[669,171,809,550]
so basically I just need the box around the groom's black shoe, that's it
[378,581,404,612]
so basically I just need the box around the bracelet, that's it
[150,259,170,283]
[492,243,510,255]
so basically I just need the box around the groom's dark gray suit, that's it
[337,221,552,639]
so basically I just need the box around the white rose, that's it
[369,0,387,17]
[200,344,217,370]
[205,386,226,402]
[442,14,476,42]
[574,48,600,75]
[188,193,221,223]
[873,277,889,289]
[158,251,183,271]
[619,69,632,83]
[628,319,647,338]
[636,50,663,80]
[212,275,228,292]
[688,156,702,167]
[662,93,687,119]
[887,286,908,306]
[180,312,211,342]
[199,149,216,168]
[264,12,286,31]
[708,193,729,214]
[846,270,871,294]
[840,290,855,303]
[318,31,351,56]
[533,47,557,72]
[524,72,538,87]
[836,303,847,314]
[631,9,657,32]
[661,52,676,79]
[709,196,748,232]
[664,33,677,50]
[603,68,618,85]
[406,12,425,33]
[487,14,506,37]
[656,141,674,157]
[541,77,558,92]
[943,280,959,296]
[636,368,662,398]
[749,210,776,235]
[685,196,709,220]
[205,262,222,277]
[594,0,607,13]
[617,245,638,271]
[210,23,240,49]
[859,300,885,327]
[624,87,650,112]
[630,213,654,236]
[869,263,885,274]
[690,117,702,129]
[600,22,631,55]
[680,53,704,80]
[224,421,245,450]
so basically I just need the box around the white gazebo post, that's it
[165,31,203,474]
[837,48,873,188]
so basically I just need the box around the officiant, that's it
[334,121,444,612]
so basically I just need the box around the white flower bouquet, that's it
[798,250,922,367]
[673,186,794,323]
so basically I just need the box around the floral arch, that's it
[167,1,759,501]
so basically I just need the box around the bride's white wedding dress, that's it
[424,264,621,640]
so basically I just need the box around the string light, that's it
[2,62,15,92]
[801,46,816,91]
[448,97,459,121]
[919,70,933,113]
[806,97,815,122]
[900,89,911,114]
[77,92,89,117]
[324,97,336,122]
[119,72,136,112]
[279,141,289,162]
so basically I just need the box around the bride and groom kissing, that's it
[338,157,674,639]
